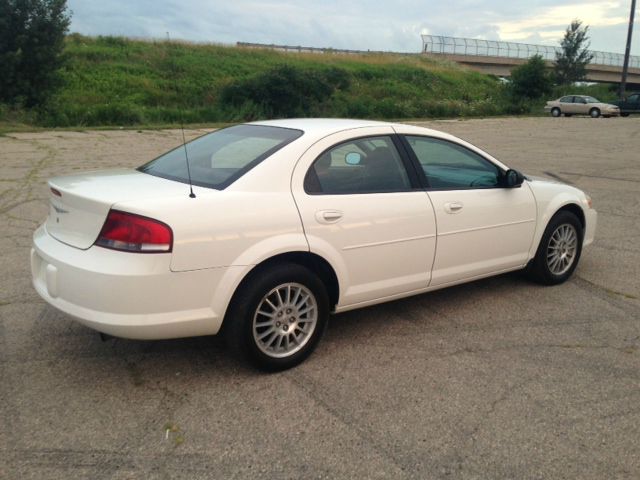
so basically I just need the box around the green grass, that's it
[0,34,620,128]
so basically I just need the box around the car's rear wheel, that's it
[551,107,561,117]
[589,108,601,118]
[225,263,329,371]
[527,211,583,285]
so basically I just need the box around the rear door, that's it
[573,96,589,115]
[291,127,437,308]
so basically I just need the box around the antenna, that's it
[166,32,196,199]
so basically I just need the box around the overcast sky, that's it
[67,0,639,55]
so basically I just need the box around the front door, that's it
[291,127,437,308]
[401,135,537,287]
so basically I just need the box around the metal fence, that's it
[422,35,640,69]
[237,42,407,56]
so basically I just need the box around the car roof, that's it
[249,118,414,137]
[244,118,508,171]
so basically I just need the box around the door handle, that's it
[444,202,463,214]
[315,210,343,224]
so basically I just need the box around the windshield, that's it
[584,96,599,103]
[138,125,302,189]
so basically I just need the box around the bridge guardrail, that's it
[422,35,640,69]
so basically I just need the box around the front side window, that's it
[404,136,501,190]
[304,136,411,194]
[139,125,302,189]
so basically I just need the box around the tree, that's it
[510,54,552,99]
[0,0,71,107]
[554,20,594,85]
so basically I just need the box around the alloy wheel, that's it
[252,283,318,358]
[546,223,578,275]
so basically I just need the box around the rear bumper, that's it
[31,225,227,339]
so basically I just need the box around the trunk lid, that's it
[46,169,191,249]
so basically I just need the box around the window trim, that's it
[399,134,507,191]
[303,134,422,195]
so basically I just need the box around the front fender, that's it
[527,181,592,259]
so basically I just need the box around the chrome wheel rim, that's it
[547,224,578,275]
[252,283,318,358]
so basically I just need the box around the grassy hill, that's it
[1,35,617,128]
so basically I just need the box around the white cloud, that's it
[493,2,628,43]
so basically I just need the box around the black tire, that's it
[621,113,630,117]
[224,263,329,371]
[551,107,561,117]
[527,210,583,285]
[589,108,601,118]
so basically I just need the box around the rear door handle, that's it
[444,202,463,213]
[316,210,343,224]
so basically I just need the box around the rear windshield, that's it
[138,125,302,189]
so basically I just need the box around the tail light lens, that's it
[95,210,173,253]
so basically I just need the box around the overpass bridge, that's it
[422,35,640,87]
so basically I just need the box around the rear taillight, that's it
[95,210,173,253]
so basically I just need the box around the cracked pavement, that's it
[1,118,639,479]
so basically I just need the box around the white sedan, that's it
[31,119,596,370]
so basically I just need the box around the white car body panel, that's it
[526,179,597,253]
[32,225,228,338]
[31,118,597,340]
[426,185,537,286]
[46,169,193,249]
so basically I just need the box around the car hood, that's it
[526,175,562,184]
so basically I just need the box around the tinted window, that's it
[628,94,639,102]
[405,136,501,189]
[304,136,411,194]
[139,125,302,189]
[559,96,573,103]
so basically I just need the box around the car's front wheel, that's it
[551,107,561,117]
[589,108,601,118]
[225,263,329,371]
[527,210,583,285]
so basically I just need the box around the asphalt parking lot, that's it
[1,117,639,479]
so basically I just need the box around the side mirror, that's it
[503,169,524,188]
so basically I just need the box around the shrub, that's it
[220,64,351,118]
[0,0,71,107]
[510,55,553,100]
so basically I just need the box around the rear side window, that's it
[304,136,411,194]
[405,136,501,190]
[559,96,573,103]
[139,125,302,189]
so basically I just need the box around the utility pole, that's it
[619,0,637,98]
